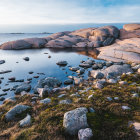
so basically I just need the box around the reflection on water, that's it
[0,48,101,104]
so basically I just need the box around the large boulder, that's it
[5,104,30,121]
[63,107,88,135]
[123,24,140,31]
[89,26,120,47]
[70,28,96,38]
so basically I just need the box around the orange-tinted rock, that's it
[123,24,140,31]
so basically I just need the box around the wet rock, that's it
[69,67,80,71]
[0,70,12,74]
[74,77,83,85]
[79,63,92,68]
[34,77,62,94]
[15,83,31,94]
[23,57,29,61]
[63,107,88,135]
[59,99,72,104]
[39,98,51,104]
[0,60,5,65]
[56,61,68,66]
[92,64,99,70]
[5,104,30,121]
[92,71,104,79]
[48,55,51,58]
[8,77,16,81]
[64,79,73,85]
[0,97,5,101]
[34,76,39,78]
[3,88,10,92]
[37,86,52,98]
[20,114,31,127]
[76,69,85,74]
[15,79,24,82]
[78,128,93,140]
[29,71,34,74]
[0,93,7,97]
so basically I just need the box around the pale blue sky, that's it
[0,0,140,24]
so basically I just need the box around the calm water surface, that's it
[0,48,103,104]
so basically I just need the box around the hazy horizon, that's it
[0,23,128,33]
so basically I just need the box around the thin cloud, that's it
[0,0,139,24]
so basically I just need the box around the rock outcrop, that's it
[98,37,140,63]
[0,26,120,50]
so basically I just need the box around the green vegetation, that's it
[0,74,140,140]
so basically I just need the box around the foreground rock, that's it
[63,107,88,135]
[78,128,93,140]
[5,104,30,121]
[90,64,133,78]
[19,114,31,127]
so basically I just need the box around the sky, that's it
[0,0,140,25]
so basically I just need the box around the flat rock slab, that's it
[97,38,140,63]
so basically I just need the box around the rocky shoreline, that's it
[0,23,140,63]
[0,23,140,140]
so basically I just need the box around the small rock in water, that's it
[15,79,24,82]
[0,93,7,97]
[0,97,5,101]
[0,70,12,74]
[3,88,10,92]
[20,114,31,127]
[56,61,68,66]
[8,77,16,81]
[34,76,39,78]
[0,60,5,65]
[23,57,29,61]
[64,79,73,85]
[69,67,80,72]
[78,128,93,140]
[48,55,51,58]
[29,71,34,74]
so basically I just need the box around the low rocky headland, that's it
[0,24,140,140]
